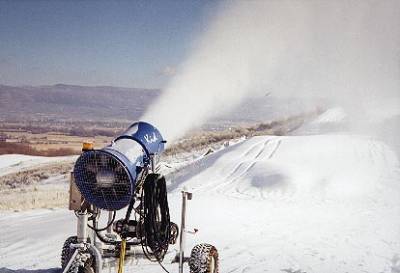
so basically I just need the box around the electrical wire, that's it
[157,260,171,273]
[139,173,171,264]
[87,211,116,232]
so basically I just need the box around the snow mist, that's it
[142,1,400,143]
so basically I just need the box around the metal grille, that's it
[73,150,134,210]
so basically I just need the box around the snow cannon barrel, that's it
[73,122,165,210]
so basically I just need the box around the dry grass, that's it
[0,184,69,210]
[0,142,79,156]
[0,161,73,210]
[1,129,113,154]
[0,161,74,190]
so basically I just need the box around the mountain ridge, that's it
[0,84,160,122]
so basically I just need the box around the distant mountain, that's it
[0,84,318,126]
[0,84,160,122]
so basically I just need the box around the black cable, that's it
[94,228,117,244]
[157,260,171,273]
[87,210,116,232]
[93,228,141,246]
[139,173,171,263]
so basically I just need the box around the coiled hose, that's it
[140,173,171,261]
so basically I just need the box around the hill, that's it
[0,84,160,122]
[0,84,319,126]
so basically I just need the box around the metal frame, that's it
[66,187,194,273]
[178,189,193,273]
[62,210,103,273]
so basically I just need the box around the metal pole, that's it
[179,190,188,273]
[77,212,88,243]
[88,244,103,273]
[107,211,113,233]
[150,154,155,173]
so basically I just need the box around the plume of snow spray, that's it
[142,0,400,144]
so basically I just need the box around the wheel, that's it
[61,236,94,273]
[189,243,219,273]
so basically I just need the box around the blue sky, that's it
[0,0,219,88]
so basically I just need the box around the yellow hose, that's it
[117,239,127,273]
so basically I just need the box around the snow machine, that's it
[62,121,218,273]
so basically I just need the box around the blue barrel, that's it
[73,121,165,210]
[114,121,166,156]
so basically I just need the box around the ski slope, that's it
[1,134,400,273]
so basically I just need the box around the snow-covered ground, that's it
[0,154,76,176]
[0,155,76,210]
[168,134,400,273]
[1,117,400,272]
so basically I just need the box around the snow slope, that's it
[0,154,76,176]
[169,135,400,272]
[1,134,400,273]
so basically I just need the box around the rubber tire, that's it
[61,236,94,273]
[189,243,219,273]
